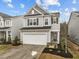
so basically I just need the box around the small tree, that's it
[0,38,6,44]
[7,35,11,44]
[60,22,68,53]
[12,36,20,46]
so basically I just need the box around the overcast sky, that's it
[0,0,79,22]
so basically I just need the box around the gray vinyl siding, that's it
[11,16,24,40]
[68,12,79,42]
[23,15,51,27]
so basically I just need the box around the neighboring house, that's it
[68,11,79,44]
[0,13,23,43]
[20,4,60,45]
[0,13,12,42]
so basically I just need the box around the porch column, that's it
[48,31,51,43]
[6,31,8,42]
[4,32,6,40]
[57,31,60,44]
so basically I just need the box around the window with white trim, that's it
[6,20,10,26]
[28,18,38,26]
[45,19,48,25]
[0,19,3,26]
[52,17,58,24]
[0,21,2,26]
[53,32,57,41]
[29,19,32,25]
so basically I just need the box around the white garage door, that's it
[23,32,47,45]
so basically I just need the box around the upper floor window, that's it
[52,17,58,24]
[6,20,10,25]
[29,19,32,25]
[45,19,48,25]
[28,18,38,26]
[33,19,36,25]
[27,19,29,25]
[0,22,2,26]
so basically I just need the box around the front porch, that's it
[0,30,11,44]
[47,31,60,48]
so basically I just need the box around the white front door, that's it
[22,32,48,45]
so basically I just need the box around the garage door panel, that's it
[23,32,47,45]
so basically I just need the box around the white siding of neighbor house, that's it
[0,16,12,27]
[11,16,24,40]
[68,12,79,42]
[5,20,12,27]
[0,28,11,41]
[0,16,4,27]
[0,21,4,27]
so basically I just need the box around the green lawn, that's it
[0,45,12,54]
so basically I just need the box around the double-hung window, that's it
[0,20,2,26]
[29,19,32,25]
[6,20,10,26]
[52,17,58,24]
[33,19,37,25]
[51,32,57,42]
[33,19,38,25]
[28,18,38,26]
[53,32,58,41]
[45,19,48,25]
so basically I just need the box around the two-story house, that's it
[0,13,23,43]
[0,4,60,46]
[20,4,60,45]
[0,13,12,42]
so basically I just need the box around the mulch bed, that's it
[42,48,73,58]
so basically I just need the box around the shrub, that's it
[60,37,67,51]
[12,36,20,46]
[7,35,11,44]
[0,38,6,44]
[60,37,68,53]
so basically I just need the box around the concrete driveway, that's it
[0,44,46,59]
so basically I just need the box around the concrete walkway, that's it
[0,45,45,59]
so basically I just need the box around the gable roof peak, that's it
[24,4,49,16]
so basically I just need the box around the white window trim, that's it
[5,20,11,26]
[32,10,34,14]
[28,18,39,26]
[53,17,58,24]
